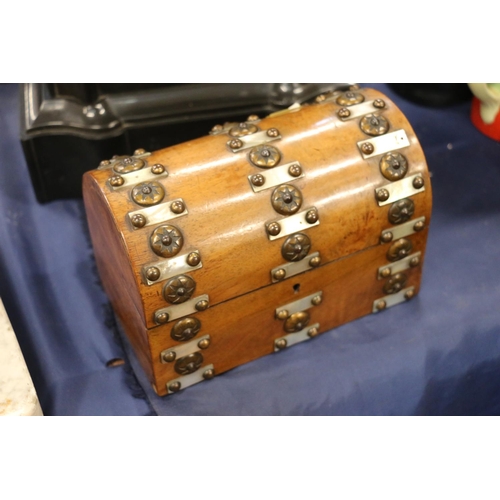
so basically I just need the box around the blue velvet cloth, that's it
[1,83,500,415]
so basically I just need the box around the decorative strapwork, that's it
[378,252,421,280]
[357,129,410,159]
[271,252,321,283]
[98,148,150,170]
[373,287,415,313]
[227,129,281,153]
[209,116,260,135]
[154,294,209,325]
[274,323,320,352]
[142,250,202,285]
[248,162,304,192]
[265,207,319,241]
[160,335,210,364]
[166,364,215,394]
[275,291,323,319]
[380,216,426,243]
[336,99,386,121]
[374,174,425,207]
[128,198,188,230]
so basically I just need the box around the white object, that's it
[0,299,43,416]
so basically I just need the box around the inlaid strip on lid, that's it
[127,198,188,229]
[357,129,410,159]
[375,174,425,207]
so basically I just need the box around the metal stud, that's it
[276,310,289,320]
[413,176,424,189]
[228,138,243,149]
[247,115,259,122]
[151,164,166,175]
[373,99,385,109]
[275,338,287,350]
[162,351,176,363]
[249,145,281,168]
[414,220,425,232]
[410,256,420,268]
[131,214,146,228]
[146,266,161,282]
[281,233,311,262]
[267,128,280,138]
[379,152,408,181]
[388,199,415,225]
[134,148,146,156]
[169,381,181,392]
[380,268,392,278]
[211,124,223,133]
[307,327,319,338]
[309,255,321,268]
[163,275,196,304]
[203,368,215,380]
[195,300,209,312]
[113,156,145,174]
[109,175,124,187]
[404,289,415,300]
[305,209,319,224]
[229,122,258,137]
[174,352,204,375]
[360,114,390,136]
[266,222,281,236]
[156,312,169,324]
[186,252,201,267]
[273,269,286,281]
[150,225,183,258]
[100,159,110,167]
[338,108,350,118]
[131,181,165,206]
[387,238,413,262]
[315,94,326,102]
[375,300,387,311]
[383,272,408,294]
[288,164,302,177]
[284,311,310,333]
[361,142,374,155]
[271,184,303,216]
[170,200,185,214]
[198,338,210,350]
[380,231,393,243]
[376,188,390,202]
[336,91,364,106]
[171,317,201,342]
[251,174,266,186]
[311,295,322,306]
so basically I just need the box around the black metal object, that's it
[20,83,349,202]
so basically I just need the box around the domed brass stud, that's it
[170,317,201,342]
[413,176,424,189]
[383,272,408,294]
[249,145,281,168]
[388,199,415,225]
[150,225,183,258]
[414,220,425,232]
[271,184,303,216]
[228,138,243,149]
[186,252,201,267]
[203,368,215,380]
[275,339,287,350]
[113,156,145,174]
[309,255,321,267]
[276,309,289,320]
[267,222,281,237]
[100,159,110,167]
[380,231,393,243]
[410,256,420,268]
[146,266,161,282]
[387,238,413,262]
[307,327,319,338]
[229,122,258,137]
[311,295,322,306]
[315,94,326,102]
[170,200,185,214]
[211,124,223,133]
[284,311,310,333]
[306,209,319,224]
[380,268,392,278]
[156,312,169,324]
[380,152,408,181]
[162,351,176,363]
[336,91,364,106]
[273,269,286,281]
[151,164,166,175]
[282,233,311,262]
[169,381,181,392]
[338,108,350,118]
[376,188,390,202]
[174,352,204,375]
[134,148,146,156]
[247,114,259,122]
[361,142,374,155]
[288,164,302,177]
[109,175,124,187]
[267,128,280,138]
[373,99,385,109]
[360,114,390,136]
[251,174,265,186]
[131,214,146,228]
[163,275,196,304]
[375,300,386,311]
[131,181,165,207]
[405,289,415,300]
[195,300,209,312]
[198,338,210,350]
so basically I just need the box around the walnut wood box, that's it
[83,88,432,396]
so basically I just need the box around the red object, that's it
[471,97,500,141]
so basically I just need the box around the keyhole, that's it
[293,283,301,293]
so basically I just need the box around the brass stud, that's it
[151,225,183,258]
[282,233,311,262]
[203,368,215,380]
[405,290,415,300]
[337,91,364,106]
[186,252,201,267]
[100,159,110,167]
[198,338,210,350]
[131,181,165,206]
[151,164,165,175]
[156,312,169,324]
[315,94,326,102]
[413,176,424,189]
[307,327,319,338]
[134,148,146,156]
[169,381,181,393]
[373,99,385,109]
[380,231,393,243]
[380,268,392,278]
[170,200,185,214]
[249,144,281,168]
[410,256,420,268]
[273,269,286,281]
[376,188,390,202]
[171,317,201,342]
[271,184,303,216]
[113,156,145,173]
[229,122,258,137]
[267,222,281,236]
[338,107,350,118]
[311,295,322,306]
[305,209,319,224]
[414,220,425,232]
[211,124,223,133]
[131,214,146,228]
[109,175,124,187]
[387,238,413,262]
[163,275,196,304]
[247,114,259,122]
[388,198,415,225]
[288,164,302,177]
[229,138,243,149]
[380,152,408,181]
[195,300,209,312]
[360,114,390,136]
[375,300,386,311]
[251,174,265,187]
[162,351,176,363]
[276,310,288,320]
[383,272,408,294]
[146,267,161,282]
[267,128,280,138]
[284,311,310,333]
[309,255,321,268]
[361,142,374,155]
[275,338,287,350]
